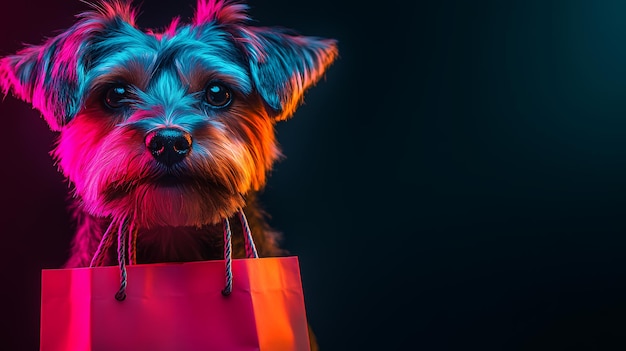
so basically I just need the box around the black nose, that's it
[145,128,192,166]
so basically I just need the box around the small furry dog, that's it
[1,1,335,347]
[0,0,336,267]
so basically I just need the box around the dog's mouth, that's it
[102,174,195,201]
[103,172,231,199]
[153,174,189,187]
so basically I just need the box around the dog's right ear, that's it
[192,0,338,121]
[0,0,137,131]
[238,28,338,122]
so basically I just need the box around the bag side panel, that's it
[40,268,93,351]
[246,257,311,351]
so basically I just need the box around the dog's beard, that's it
[54,104,279,229]
[103,180,245,228]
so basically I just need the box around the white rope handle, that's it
[221,208,259,296]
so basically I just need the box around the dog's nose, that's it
[145,128,192,166]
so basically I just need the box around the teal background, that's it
[2,0,626,350]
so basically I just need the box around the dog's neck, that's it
[134,224,225,263]
[65,196,284,268]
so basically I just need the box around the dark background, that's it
[2,0,626,350]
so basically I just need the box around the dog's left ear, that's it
[239,28,338,121]
[0,39,83,131]
[0,1,137,131]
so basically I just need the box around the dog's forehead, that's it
[87,23,251,93]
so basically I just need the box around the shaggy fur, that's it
[0,0,336,264]
[0,0,336,348]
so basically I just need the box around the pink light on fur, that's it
[86,0,137,25]
[162,17,181,39]
[193,0,250,26]
[0,0,140,131]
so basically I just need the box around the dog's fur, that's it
[0,0,336,348]
[0,0,336,266]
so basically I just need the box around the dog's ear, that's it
[0,1,137,131]
[0,41,82,131]
[193,0,338,120]
[239,28,338,121]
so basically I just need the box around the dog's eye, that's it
[205,82,232,108]
[104,85,130,109]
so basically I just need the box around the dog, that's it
[0,0,336,348]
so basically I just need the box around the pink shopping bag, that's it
[40,257,311,351]
[40,211,312,351]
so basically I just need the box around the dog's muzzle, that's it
[145,128,192,166]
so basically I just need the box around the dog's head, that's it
[0,0,337,227]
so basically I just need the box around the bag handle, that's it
[221,209,258,296]
[90,209,258,301]
[89,216,133,301]
[89,219,117,268]
[114,219,129,301]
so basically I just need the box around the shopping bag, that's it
[39,210,312,351]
